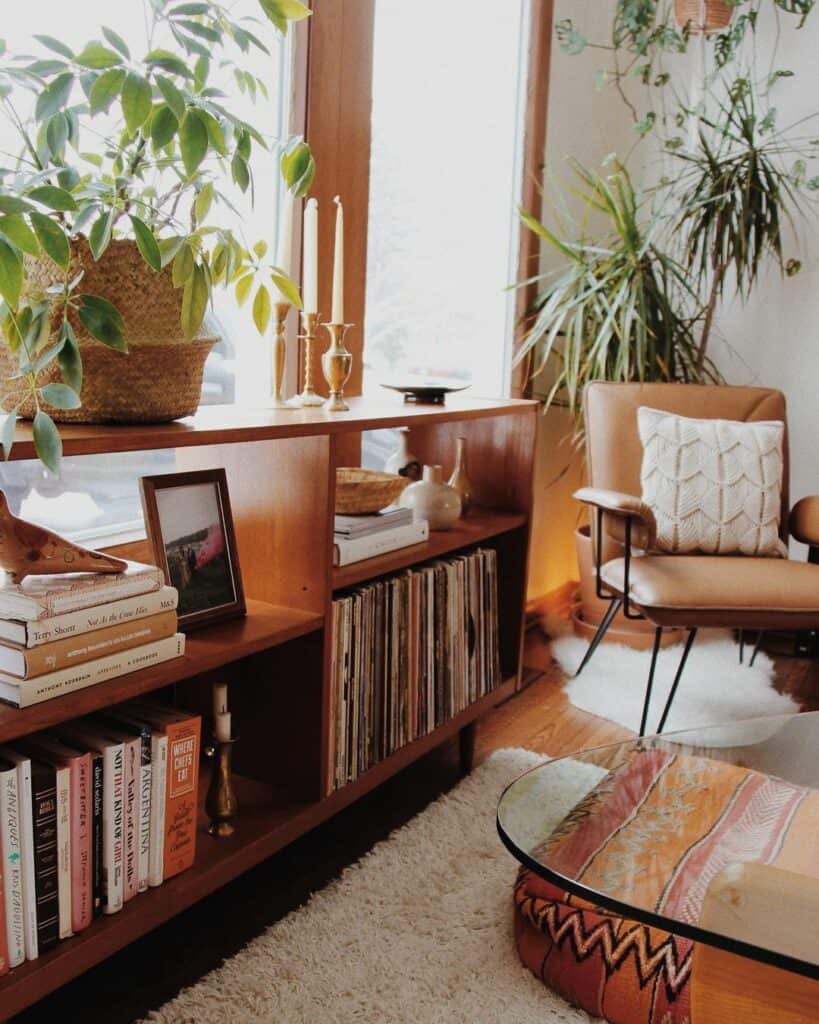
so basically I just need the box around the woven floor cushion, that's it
[513,746,819,1024]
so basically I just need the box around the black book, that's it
[29,759,59,952]
[90,751,104,918]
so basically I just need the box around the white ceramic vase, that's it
[384,427,421,481]
[399,464,462,531]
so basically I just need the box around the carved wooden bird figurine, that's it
[0,491,128,584]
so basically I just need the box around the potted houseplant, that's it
[0,0,314,470]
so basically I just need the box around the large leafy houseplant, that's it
[520,0,816,434]
[0,0,315,470]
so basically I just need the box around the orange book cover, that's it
[162,716,201,880]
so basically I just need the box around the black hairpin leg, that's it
[739,629,745,664]
[749,631,764,667]
[639,627,664,738]
[655,628,698,734]
[574,597,623,678]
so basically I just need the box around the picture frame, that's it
[139,468,246,631]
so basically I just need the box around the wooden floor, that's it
[10,626,819,1024]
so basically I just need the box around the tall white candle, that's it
[213,682,228,716]
[215,711,232,743]
[303,197,318,314]
[331,195,344,324]
[275,189,295,280]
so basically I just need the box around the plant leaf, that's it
[181,263,208,338]
[156,75,187,120]
[179,109,208,176]
[172,243,194,286]
[280,140,315,197]
[129,215,162,271]
[33,35,74,59]
[0,215,39,256]
[101,26,131,59]
[89,66,126,113]
[88,210,114,259]
[234,272,254,306]
[57,324,82,392]
[32,410,61,473]
[78,293,126,350]
[74,43,123,70]
[194,181,214,223]
[35,71,74,121]
[27,185,78,212]
[40,382,81,410]
[121,72,153,134]
[30,213,70,270]
[258,0,312,33]
[0,408,17,461]
[0,239,22,309]
[151,104,179,149]
[271,269,302,308]
[231,152,250,192]
[252,282,271,334]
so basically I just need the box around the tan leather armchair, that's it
[573,382,819,736]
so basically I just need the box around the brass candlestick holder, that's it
[205,736,239,837]
[321,322,353,412]
[291,310,324,407]
[270,301,295,410]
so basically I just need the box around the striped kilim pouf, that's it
[514,747,819,1023]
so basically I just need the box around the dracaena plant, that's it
[0,0,315,469]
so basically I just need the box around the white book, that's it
[0,749,38,960]
[0,633,186,708]
[0,759,25,966]
[102,710,153,894]
[333,520,429,567]
[0,562,164,622]
[0,587,179,648]
[147,733,168,887]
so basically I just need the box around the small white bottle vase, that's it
[447,436,472,515]
[399,464,462,531]
[384,427,421,481]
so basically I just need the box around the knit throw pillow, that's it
[638,406,787,557]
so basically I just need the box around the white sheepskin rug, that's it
[554,629,798,735]
[144,749,604,1024]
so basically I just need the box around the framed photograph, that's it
[140,469,246,630]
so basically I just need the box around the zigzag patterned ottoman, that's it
[513,747,819,1023]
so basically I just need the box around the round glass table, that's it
[498,714,819,1022]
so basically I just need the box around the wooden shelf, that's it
[0,600,322,745]
[0,678,515,1018]
[332,510,527,589]
[6,396,536,460]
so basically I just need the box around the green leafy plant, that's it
[0,0,314,469]
[514,160,718,441]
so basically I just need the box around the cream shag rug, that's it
[554,629,798,735]
[144,750,604,1024]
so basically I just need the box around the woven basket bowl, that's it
[2,237,215,423]
[335,468,410,515]
[0,338,215,423]
[674,0,733,32]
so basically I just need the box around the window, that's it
[362,0,532,397]
[0,1,295,541]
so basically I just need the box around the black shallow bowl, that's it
[380,379,471,405]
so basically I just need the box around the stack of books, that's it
[0,563,184,708]
[333,508,429,567]
[0,699,201,971]
[328,547,501,792]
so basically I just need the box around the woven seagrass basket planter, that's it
[674,0,734,33]
[0,238,216,424]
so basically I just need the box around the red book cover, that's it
[163,717,200,880]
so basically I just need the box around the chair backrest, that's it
[584,382,790,543]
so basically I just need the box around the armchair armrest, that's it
[574,487,657,550]
[790,495,819,549]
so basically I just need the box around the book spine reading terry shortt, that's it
[0,701,200,970]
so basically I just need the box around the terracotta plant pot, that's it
[674,0,734,34]
[573,525,680,650]
[0,238,215,424]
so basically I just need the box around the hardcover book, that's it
[0,758,25,967]
[28,760,59,952]
[0,562,164,622]
[0,587,179,648]
[0,749,38,960]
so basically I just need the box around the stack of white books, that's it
[333,509,429,567]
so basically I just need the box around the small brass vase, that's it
[321,322,353,412]
[270,301,295,410]
[205,737,239,837]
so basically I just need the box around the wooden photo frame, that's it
[139,469,246,631]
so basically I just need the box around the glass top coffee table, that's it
[498,713,819,1018]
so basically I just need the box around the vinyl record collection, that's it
[328,547,500,793]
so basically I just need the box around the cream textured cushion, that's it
[638,406,787,557]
